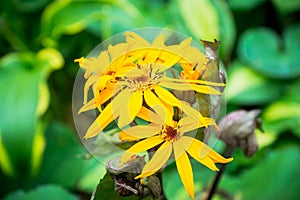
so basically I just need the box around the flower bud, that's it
[218,110,262,157]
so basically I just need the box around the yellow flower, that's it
[119,111,233,200]
[76,32,225,139]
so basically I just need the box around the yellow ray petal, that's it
[83,103,116,139]
[108,43,128,61]
[119,131,140,142]
[152,34,165,47]
[135,141,172,179]
[143,89,173,125]
[160,81,221,95]
[161,76,225,87]
[120,136,164,165]
[120,124,161,140]
[180,102,203,120]
[153,85,181,107]
[95,87,114,106]
[125,31,150,47]
[144,49,161,64]
[83,74,99,104]
[128,90,143,120]
[179,117,217,133]
[181,136,219,171]
[136,106,160,123]
[78,99,96,114]
[173,141,194,200]
[115,90,134,128]
[96,75,112,91]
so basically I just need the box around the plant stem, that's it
[205,146,235,200]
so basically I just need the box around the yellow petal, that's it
[125,31,150,47]
[110,89,131,128]
[180,101,203,120]
[95,87,114,106]
[160,81,221,94]
[152,34,165,47]
[78,99,96,114]
[136,106,160,123]
[120,136,164,165]
[120,124,161,140]
[119,131,140,142]
[128,90,143,121]
[153,85,181,107]
[181,136,219,171]
[135,141,172,179]
[161,76,225,87]
[108,43,128,61]
[179,117,217,133]
[144,90,173,125]
[173,142,194,200]
[74,57,85,67]
[144,49,161,64]
[83,103,115,139]
[83,74,99,104]
[97,75,112,91]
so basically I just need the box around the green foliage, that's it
[238,25,300,79]
[0,0,300,199]
[3,184,78,200]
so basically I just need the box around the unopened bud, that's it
[218,110,262,157]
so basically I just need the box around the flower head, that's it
[76,32,225,139]
[119,110,233,200]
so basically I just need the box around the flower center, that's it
[120,64,164,91]
[161,124,179,141]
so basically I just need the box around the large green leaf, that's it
[3,184,78,200]
[177,0,236,59]
[219,146,300,200]
[238,24,300,79]
[0,49,63,177]
[225,61,283,105]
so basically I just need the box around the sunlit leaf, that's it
[177,0,235,59]
[225,61,283,105]
[263,100,300,137]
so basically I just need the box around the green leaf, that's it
[37,122,102,188]
[41,0,143,46]
[41,0,104,46]
[0,49,63,177]
[272,0,300,15]
[3,184,78,200]
[228,0,266,10]
[94,173,139,200]
[0,53,40,175]
[220,146,300,200]
[238,24,300,79]
[263,100,300,137]
[225,61,282,105]
[177,0,236,59]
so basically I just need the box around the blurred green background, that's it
[0,0,300,199]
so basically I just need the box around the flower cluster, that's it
[75,31,232,200]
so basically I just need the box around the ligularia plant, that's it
[73,28,232,200]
